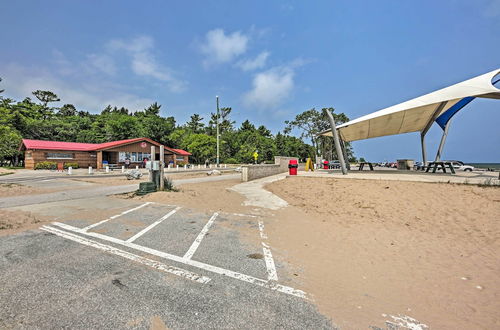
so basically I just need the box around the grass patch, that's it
[0,172,14,176]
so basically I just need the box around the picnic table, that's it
[425,161,456,174]
[358,162,374,171]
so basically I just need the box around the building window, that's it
[46,152,73,159]
[176,157,185,161]
[131,152,137,162]
[26,151,32,159]
[119,152,126,162]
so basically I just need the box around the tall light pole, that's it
[216,95,220,167]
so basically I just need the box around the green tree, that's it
[185,114,205,133]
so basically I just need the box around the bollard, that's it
[88,166,93,175]
[106,166,110,173]
[209,164,212,169]
[198,164,201,169]
[68,166,73,175]
[224,164,227,168]
[176,165,179,171]
[122,165,125,173]
[136,165,139,170]
[184,165,187,170]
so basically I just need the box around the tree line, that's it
[0,81,355,166]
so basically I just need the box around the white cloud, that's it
[1,63,154,112]
[86,54,116,75]
[108,35,187,92]
[199,29,248,66]
[236,51,270,71]
[243,66,295,109]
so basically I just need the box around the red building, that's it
[21,138,191,170]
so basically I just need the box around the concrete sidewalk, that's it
[0,174,240,208]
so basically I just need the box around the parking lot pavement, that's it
[0,199,335,329]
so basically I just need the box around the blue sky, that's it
[1,1,499,162]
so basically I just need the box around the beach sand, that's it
[265,176,500,329]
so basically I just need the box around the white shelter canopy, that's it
[321,68,500,142]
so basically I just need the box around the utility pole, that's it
[216,95,220,167]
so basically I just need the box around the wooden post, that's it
[159,145,165,191]
[97,151,103,170]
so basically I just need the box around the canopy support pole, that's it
[324,108,347,175]
[420,101,448,165]
[340,139,351,170]
[435,119,452,162]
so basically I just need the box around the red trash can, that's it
[288,159,298,175]
[323,161,329,169]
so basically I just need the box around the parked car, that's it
[329,160,341,169]
[445,160,474,172]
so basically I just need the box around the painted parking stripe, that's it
[126,206,181,243]
[51,222,307,299]
[183,212,218,260]
[82,202,153,231]
[41,225,211,284]
[258,220,278,281]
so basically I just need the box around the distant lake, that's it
[469,163,500,170]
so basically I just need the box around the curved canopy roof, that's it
[320,68,500,142]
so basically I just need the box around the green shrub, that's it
[63,162,79,169]
[34,161,57,170]
[224,158,239,164]
[176,161,185,167]
[162,177,178,192]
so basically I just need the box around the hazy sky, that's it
[1,1,499,162]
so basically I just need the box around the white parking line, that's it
[258,220,278,281]
[41,225,211,284]
[82,202,153,232]
[126,206,181,243]
[50,221,307,299]
[183,212,218,260]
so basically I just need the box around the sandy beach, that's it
[265,176,500,329]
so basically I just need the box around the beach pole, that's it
[324,108,347,175]
[435,119,452,162]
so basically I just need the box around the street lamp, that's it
[216,95,220,167]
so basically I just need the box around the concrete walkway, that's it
[230,174,288,210]
[0,174,240,208]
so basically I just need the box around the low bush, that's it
[176,161,186,167]
[162,177,178,192]
[224,158,239,164]
[63,162,79,169]
[34,161,57,170]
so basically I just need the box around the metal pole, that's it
[420,101,447,167]
[324,108,347,175]
[420,133,427,166]
[150,145,156,183]
[159,145,164,191]
[216,96,220,167]
[435,119,452,162]
[341,139,351,170]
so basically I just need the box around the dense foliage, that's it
[0,84,354,165]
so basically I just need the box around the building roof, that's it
[170,148,192,156]
[21,138,190,155]
[22,139,97,151]
[320,68,500,142]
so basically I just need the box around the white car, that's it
[446,160,474,172]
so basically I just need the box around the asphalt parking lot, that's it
[0,197,334,329]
